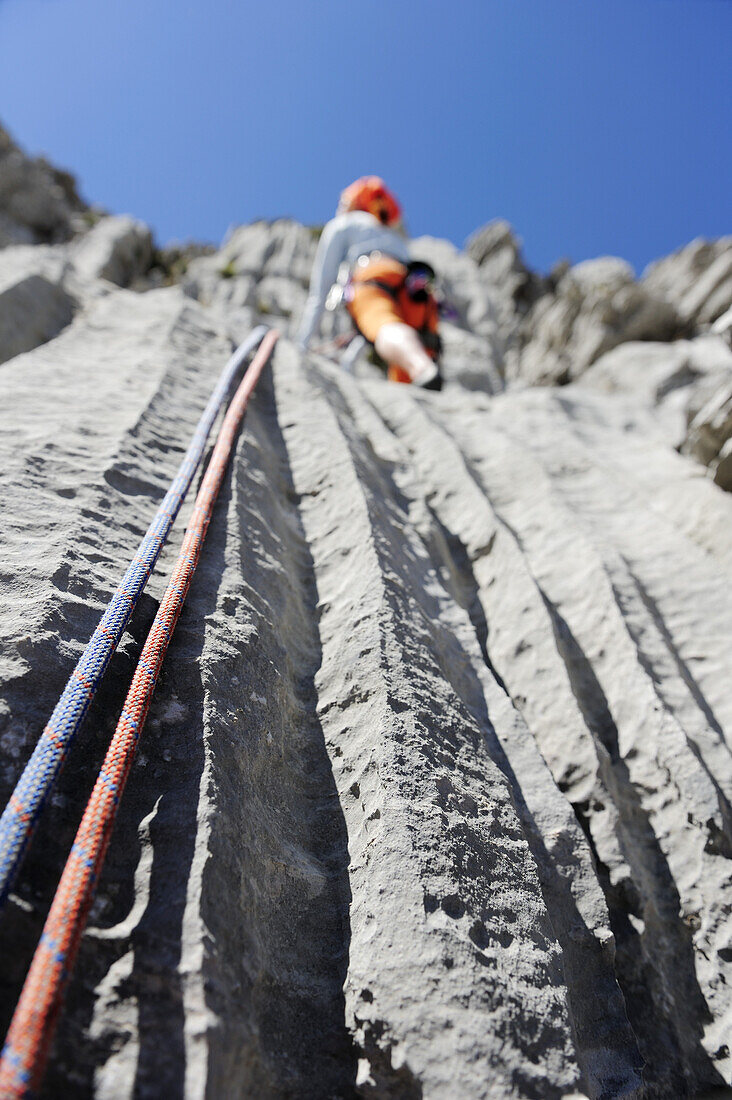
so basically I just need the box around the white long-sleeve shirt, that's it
[297,211,410,348]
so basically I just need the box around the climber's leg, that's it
[374,323,439,388]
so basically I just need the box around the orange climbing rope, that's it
[0,325,268,908]
[0,328,279,1098]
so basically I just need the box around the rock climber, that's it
[297,177,443,390]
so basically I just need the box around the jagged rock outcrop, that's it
[578,335,732,490]
[1,130,732,1099]
[712,305,732,346]
[0,124,87,247]
[0,245,76,365]
[683,377,732,490]
[506,258,680,387]
[0,213,155,365]
[466,219,550,322]
[71,215,153,288]
[643,237,732,328]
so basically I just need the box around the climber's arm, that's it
[296,219,347,349]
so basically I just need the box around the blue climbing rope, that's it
[0,325,268,906]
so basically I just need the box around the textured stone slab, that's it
[0,186,732,1098]
[0,270,74,365]
[71,215,153,287]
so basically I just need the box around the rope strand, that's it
[0,326,268,907]
[0,329,278,1098]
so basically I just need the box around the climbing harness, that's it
[354,257,441,353]
[0,329,279,1098]
[0,325,268,909]
[346,254,443,387]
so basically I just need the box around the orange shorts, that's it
[346,256,440,384]
[346,257,408,344]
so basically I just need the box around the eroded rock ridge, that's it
[1,125,731,1099]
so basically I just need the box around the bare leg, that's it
[374,323,438,386]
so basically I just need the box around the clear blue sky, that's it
[0,0,729,274]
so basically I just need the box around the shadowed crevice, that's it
[612,558,732,846]
[537,585,725,1098]
[198,366,357,1098]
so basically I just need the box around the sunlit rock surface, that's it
[70,215,153,288]
[1,128,732,1099]
[643,237,732,328]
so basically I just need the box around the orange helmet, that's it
[338,176,402,226]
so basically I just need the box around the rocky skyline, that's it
[1,121,731,1098]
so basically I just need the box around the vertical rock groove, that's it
[0,198,731,1096]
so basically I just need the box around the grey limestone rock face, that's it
[579,335,732,487]
[210,218,318,287]
[1,132,732,1098]
[509,258,680,387]
[0,124,86,247]
[1,291,731,1099]
[683,378,732,489]
[70,215,154,288]
[579,336,732,448]
[182,219,317,340]
[711,304,732,346]
[0,247,76,365]
[0,222,158,366]
[466,219,548,318]
[644,237,732,327]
